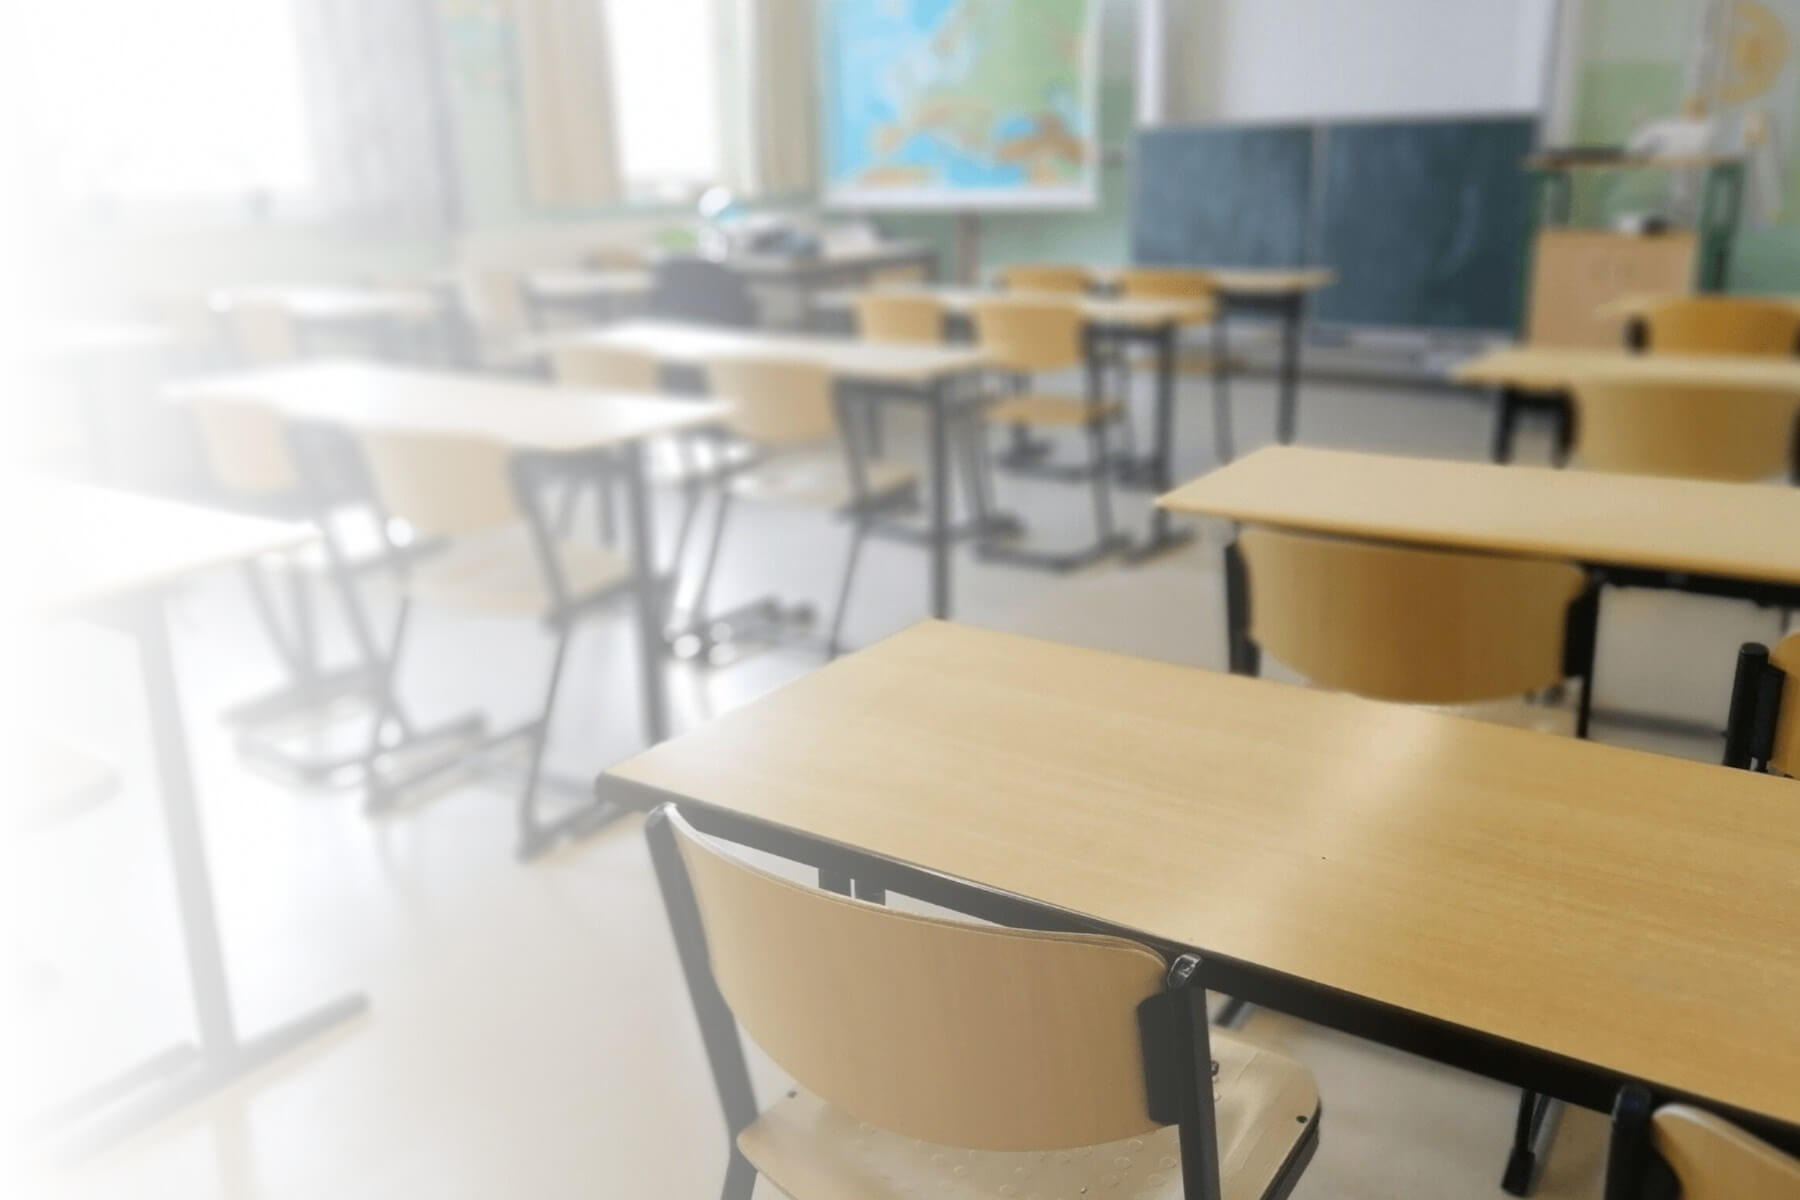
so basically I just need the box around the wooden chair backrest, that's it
[227,301,301,364]
[549,343,663,391]
[854,293,945,344]
[1652,1105,1800,1200]
[1572,381,1800,482]
[704,356,838,449]
[189,401,300,498]
[969,298,1085,373]
[669,810,1167,1151]
[1769,632,1800,778]
[1115,267,1217,301]
[998,263,1094,294]
[1637,296,1800,356]
[355,430,518,540]
[1239,527,1586,704]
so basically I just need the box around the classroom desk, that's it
[1453,344,1800,464]
[13,482,367,1155]
[830,285,1212,559]
[727,239,938,285]
[522,268,651,325]
[1159,445,1800,714]
[1100,267,1336,455]
[599,621,1800,1152]
[539,320,990,620]
[169,361,730,748]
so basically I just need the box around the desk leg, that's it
[1276,295,1304,444]
[622,442,670,744]
[1490,388,1521,463]
[1211,311,1234,463]
[1125,321,1195,563]
[59,595,368,1158]
[928,379,952,619]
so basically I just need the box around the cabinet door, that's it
[1526,230,1697,348]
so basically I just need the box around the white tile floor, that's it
[9,368,1780,1199]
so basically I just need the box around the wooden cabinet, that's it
[1525,229,1697,347]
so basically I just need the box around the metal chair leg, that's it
[1087,417,1116,542]
[827,520,871,659]
[516,625,574,857]
[687,487,736,627]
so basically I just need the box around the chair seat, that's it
[984,394,1123,426]
[404,525,631,615]
[739,1027,1319,1200]
[730,454,919,512]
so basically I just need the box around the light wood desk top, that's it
[608,621,1800,1126]
[210,285,441,324]
[1454,345,1800,392]
[1198,267,1337,296]
[832,285,1214,329]
[542,319,989,386]
[11,480,312,613]
[1593,292,1800,320]
[1158,445,1800,586]
[169,361,729,452]
[524,268,652,299]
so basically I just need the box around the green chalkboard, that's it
[1130,124,1313,268]
[1313,116,1537,333]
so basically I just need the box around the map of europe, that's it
[823,0,1099,207]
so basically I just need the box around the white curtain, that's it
[507,0,624,207]
[295,0,457,228]
[730,0,819,197]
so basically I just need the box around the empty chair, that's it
[1721,633,1800,775]
[1628,295,1800,355]
[997,262,1093,294]
[853,292,945,344]
[681,355,917,658]
[1605,1086,1800,1200]
[972,297,1124,568]
[350,428,636,856]
[1115,266,1215,304]
[650,256,759,327]
[221,298,303,363]
[1227,527,1598,734]
[646,805,1322,1200]
[1570,380,1800,482]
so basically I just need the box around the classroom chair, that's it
[1114,266,1236,461]
[1721,634,1799,775]
[971,297,1127,569]
[1626,295,1800,355]
[679,355,918,659]
[1225,527,1600,736]
[853,292,946,343]
[646,804,1322,1200]
[1569,381,1800,483]
[187,400,434,787]
[1604,1085,1800,1199]
[345,427,637,857]
[546,343,671,541]
[996,262,1095,294]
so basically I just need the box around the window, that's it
[20,0,314,209]
[606,0,727,203]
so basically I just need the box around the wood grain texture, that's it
[171,361,730,452]
[1238,526,1584,703]
[606,621,1800,1127]
[1157,445,1800,586]
[1652,1106,1800,1200]
[672,810,1168,1150]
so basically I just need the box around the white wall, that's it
[1167,0,1560,122]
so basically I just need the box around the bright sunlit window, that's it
[606,0,725,202]
[21,0,314,206]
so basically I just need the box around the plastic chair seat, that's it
[738,1028,1318,1200]
[730,454,919,512]
[403,525,631,615]
[984,394,1122,427]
